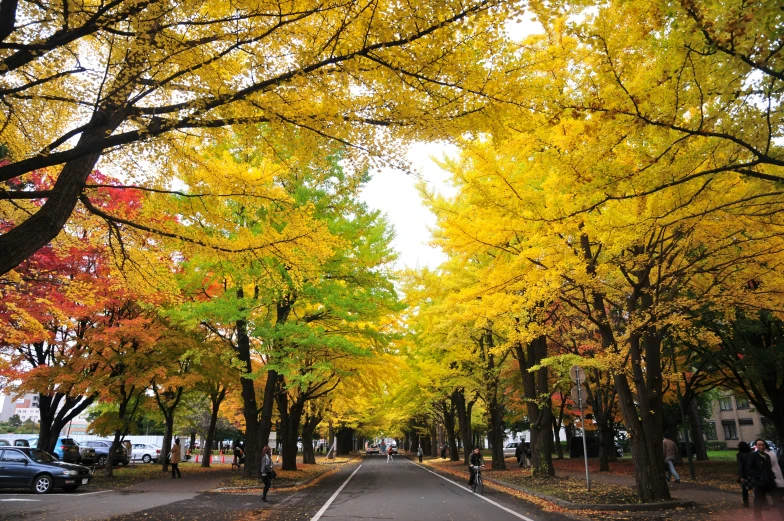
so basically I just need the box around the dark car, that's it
[0,447,93,493]
[28,437,81,464]
[82,440,130,467]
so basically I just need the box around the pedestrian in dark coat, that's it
[417,445,423,463]
[261,445,273,502]
[515,442,523,467]
[745,439,784,520]
[738,441,752,508]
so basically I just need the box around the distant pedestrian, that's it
[738,442,752,508]
[663,434,680,483]
[745,439,784,520]
[440,443,446,459]
[387,444,394,463]
[170,438,182,479]
[417,445,423,463]
[261,445,273,502]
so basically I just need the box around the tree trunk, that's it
[430,423,438,457]
[553,416,564,460]
[441,399,459,462]
[160,414,174,473]
[301,414,321,464]
[454,390,475,464]
[516,335,554,476]
[598,420,615,471]
[0,113,123,275]
[201,388,225,468]
[687,395,708,461]
[37,393,95,453]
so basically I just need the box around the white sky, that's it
[360,142,458,270]
[360,15,543,271]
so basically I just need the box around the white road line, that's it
[1,490,110,497]
[309,463,363,521]
[405,459,538,521]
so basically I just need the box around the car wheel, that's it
[97,455,108,467]
[33,474,53,494]
[120,461,128,466]
[142,454,152,464]
[62,485,79,492]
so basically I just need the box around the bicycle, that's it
[470,465,484,494]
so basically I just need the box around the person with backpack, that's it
[387,444,394,463]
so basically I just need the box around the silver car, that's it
[131,443,161,463]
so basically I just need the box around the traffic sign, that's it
[570,365,586,384]
[570,384,587,405]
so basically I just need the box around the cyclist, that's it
[468,446,483,488]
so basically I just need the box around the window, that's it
[719,397,733,411]
[1,449,28,463]
[739,418,754,426]
[705,421,718,440]
[722,420,738,440]
[736,397,750,410]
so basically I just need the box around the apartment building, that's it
[705,391,768,449]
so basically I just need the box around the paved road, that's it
[0,456,571,521]
[260,455,569,521]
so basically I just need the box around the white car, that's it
[131,443,161,463]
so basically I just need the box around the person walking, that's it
[261,445,273,502]
[440,443,446,459]
[766,442,784,502]
[417,445,423,463]
[745,439,784,520]
[387,444,394,463]
[170,438,182,479]
[515,442,524,467]
[738,441,752,508]
[663,434,680,483]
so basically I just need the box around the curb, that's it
[414,458,696,512]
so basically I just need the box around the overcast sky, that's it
[359,16,542,271]
[359,142,458,271]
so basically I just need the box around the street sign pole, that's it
[571,365,590,492]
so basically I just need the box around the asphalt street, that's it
[0,456,571,521]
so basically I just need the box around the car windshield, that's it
[27,449,57,463]
[62,438,77,445]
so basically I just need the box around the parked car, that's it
[131,443,161,464]
[0,447,93,493]
[81,440,130,467]
[366,444,380,454]
[28,437,81,464]
[75,441,96,466]
[0,439,9,446]
[0,436,32,447]
[503,442,520,457]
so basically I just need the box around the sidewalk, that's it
[128,468,234,493]
[558,469,754,520]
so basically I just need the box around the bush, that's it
[706,441,728,451]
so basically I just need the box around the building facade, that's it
[705,391,768,449]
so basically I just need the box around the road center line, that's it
[405,458,537,521]
[309,463,363,521]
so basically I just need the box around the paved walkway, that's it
[127,468,233,493]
